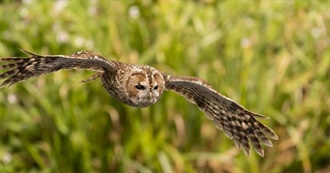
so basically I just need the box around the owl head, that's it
[126,67,165,107]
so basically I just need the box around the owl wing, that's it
[0,49,117,87]
[165,75,278,157]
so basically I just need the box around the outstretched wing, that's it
[0,49,116,87]
[165,75,278,157]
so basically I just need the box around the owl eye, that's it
[153,85,158,90]
[135,84,146,90]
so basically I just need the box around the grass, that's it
[0,0,329,173]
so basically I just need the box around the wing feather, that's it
[165,75,278,157]
[0,49,116,87]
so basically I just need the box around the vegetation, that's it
[0,0,329,172]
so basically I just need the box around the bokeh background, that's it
[0,0,329,173]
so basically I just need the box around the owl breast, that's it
[101,64,165,107]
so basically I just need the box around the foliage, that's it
[0,0,329,172]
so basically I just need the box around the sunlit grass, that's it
[0,0,329,173]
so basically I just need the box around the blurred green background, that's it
[0,0,329,173]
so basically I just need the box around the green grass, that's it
[0,0,329,172]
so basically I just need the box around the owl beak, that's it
[147,92,155,103]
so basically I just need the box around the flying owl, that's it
[0,49,278,157]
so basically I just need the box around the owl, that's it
[0,49,278,157]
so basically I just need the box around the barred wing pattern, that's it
[0,50,115,87]
[165,75,278,157]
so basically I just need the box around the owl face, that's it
[126,68,165,107]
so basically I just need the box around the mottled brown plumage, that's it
[0,49,278,156]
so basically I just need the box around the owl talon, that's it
[79,73,100,83]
